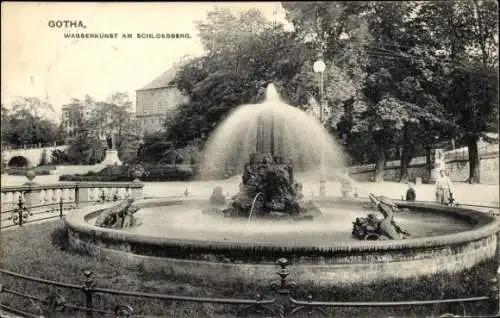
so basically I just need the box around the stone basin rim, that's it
[64,196,500,253]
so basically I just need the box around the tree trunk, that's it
[399,126,414,182]
[399,149,413,182]
[425,146,432,179]
[373,131,387,183]
[466,135,480,183]
[374,143,386,183]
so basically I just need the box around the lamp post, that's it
[313,58,327,197]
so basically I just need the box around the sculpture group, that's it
[205,152,321,220]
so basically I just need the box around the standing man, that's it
[435,170,454,205]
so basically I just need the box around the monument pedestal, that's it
[101,150,122,166]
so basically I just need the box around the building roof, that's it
[137,61,186,91]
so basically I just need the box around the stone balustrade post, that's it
[76,186,90,206]
[24,187,42,208]
[130,183,143,199]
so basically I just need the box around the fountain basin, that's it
[65,197,499,286]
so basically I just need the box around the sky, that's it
[1,2,290,120]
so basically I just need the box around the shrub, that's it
[51,149,70,165]
[8,165,57,176]
[58,164,197,182]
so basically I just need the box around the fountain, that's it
[201,84,346,180]
[65,83,499,287]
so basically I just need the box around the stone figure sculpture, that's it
[202,152,321,220]
[209,186,226,206]
[106,134,113,150]
[95,198,142,228]
[352,193,410,240]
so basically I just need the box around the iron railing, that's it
[1,258,499,318]
[0,194,130,231]
[1,190,499,316]
[1,141,66,151]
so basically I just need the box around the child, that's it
[405,182,416,202]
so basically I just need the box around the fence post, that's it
[270,258,297,318]
[75,184,80,206]
[82,270,95,318]
[490,266,500,316]
[59,197,64,218]
[17,195,24,227]
[77,185,90,206]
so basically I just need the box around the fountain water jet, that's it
[201,83,346,180]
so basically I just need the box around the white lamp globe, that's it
[313,60,326,73]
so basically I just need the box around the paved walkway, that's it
[2,174,499,206]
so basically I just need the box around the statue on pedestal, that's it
[106,134,113,150]
[106,133,117,150]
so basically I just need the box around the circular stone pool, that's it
[65,197,499,286]
[122,204,473,245]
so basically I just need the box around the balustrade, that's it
[1,182,143,209]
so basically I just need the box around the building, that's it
[60,103,111,141]
[61,103,97,137]
[135,63,189,135]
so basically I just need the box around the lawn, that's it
[0,220,497,317]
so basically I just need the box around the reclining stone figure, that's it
[95,198,142,229]
[352,193,410,240]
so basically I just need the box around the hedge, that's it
[59,164,198,182]
[7,165,57,176]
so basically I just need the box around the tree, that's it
[170,8,314,145]
[62,97,104,164]
[416,0,499,183]
[1,104,10,148]
[2,97,59,147]
[446,62,498,182]
[281,1,372,120]
[281,1,381,172]
[102,92,141,164]
[139,133,175,164]
[63,93,140,165]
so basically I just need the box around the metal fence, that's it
[0,194,128,232]
[1,258,499,318]
[1,196,499,317]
